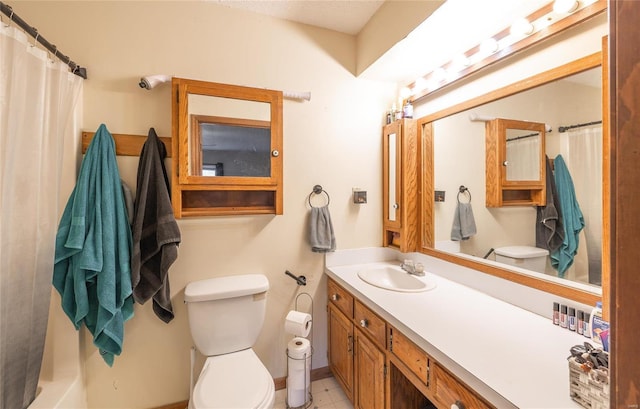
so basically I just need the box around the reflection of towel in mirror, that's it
[53,124,134,366]
[451,202,477,241]
[309,205,336,252]
[131,128,181,323]
[550,155,584,278]
[536,156,564,252]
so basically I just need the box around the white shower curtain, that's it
[563,125,603,285]
[0,26,82,409]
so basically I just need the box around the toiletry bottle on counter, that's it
[568,307,576,331]
[552,302,560,325]
[402,100,413,118]
[589,302,610,344]
[560,305,568,328]
[583,311,591,338]
[577,310,584,335]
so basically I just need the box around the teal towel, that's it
[53,124,134,366]
[550,155,585,277]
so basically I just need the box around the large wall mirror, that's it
[419,51,605,305]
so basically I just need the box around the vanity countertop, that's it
[325,259,589,409]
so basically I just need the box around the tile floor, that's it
[274,376,353,409]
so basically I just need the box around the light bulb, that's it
[399,86,411,100]
[480,38,499,55]
[511,18,534,36]
[413,77,428,94]
[452,54,470,72]
[432,68,447,82]
[553,0,579,14]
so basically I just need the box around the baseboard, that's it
[274,366,332,390]
[152,366,333,409]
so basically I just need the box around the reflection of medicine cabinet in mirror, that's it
[171,78,283,217]
[382,119,418,252]
[485,118,546,207]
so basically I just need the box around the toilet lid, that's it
[193,349,274,409]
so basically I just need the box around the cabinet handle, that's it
[347,335,353,353]
[360,319,368,328]
[451,400,466,409]
[272,149,280,157]
[502,160,509,166]
[331,294,339,301]
[393,203,399,209]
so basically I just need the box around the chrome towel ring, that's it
[457,185,471,203]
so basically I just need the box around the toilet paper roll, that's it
[287,337,311,407]
[284,310,312,337]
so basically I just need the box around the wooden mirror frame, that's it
[418,51,605,307]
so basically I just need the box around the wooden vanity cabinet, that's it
[328,279,386,408]
[383,119,418,252]
[432,363,492,409]
[327,277,495,409]
[328,303,354,401]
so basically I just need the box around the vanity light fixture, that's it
[400,0,605,103]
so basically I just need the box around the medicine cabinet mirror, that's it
[171,78,283,217]
[419,52,605,306]
[485,118,547,207]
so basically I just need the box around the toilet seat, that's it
[192,349,275,409]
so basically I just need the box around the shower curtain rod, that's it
[558,120,602,133]
[0,2,87,79]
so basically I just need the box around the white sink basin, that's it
[357,266,436,293]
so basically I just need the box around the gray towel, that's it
[131,128,181,323]
[309,205,336,252]
[536,156,564,252]
[451,202,477,241]
[121,179,134,225]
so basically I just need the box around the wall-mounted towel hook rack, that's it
[308,184,330,207]
[457,185,471,203]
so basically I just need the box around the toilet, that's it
[494,245,549,273]
[184,274,275,409]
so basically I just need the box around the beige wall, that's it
[15,2,396,408]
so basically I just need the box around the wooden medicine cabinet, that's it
[171,78,283,217]
[382,119,418,252]
[485,118,546,207]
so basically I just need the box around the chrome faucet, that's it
[400,259,425,276]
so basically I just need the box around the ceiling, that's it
[213,0,558,84]
[212,0,385,35]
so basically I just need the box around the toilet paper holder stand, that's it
[286,292,314,409]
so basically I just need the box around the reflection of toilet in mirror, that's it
[184,274,275,409]
[435,240,461,253]
[494,246,549,274]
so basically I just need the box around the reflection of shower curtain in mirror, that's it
[563,126,603,285]
[506,137,539,180]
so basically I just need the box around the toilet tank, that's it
[184,274,269,356]
[494,246,549,273]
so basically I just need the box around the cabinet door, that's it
[354,331,386,409]
[383,121,402,229]
[328,304,354,401]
